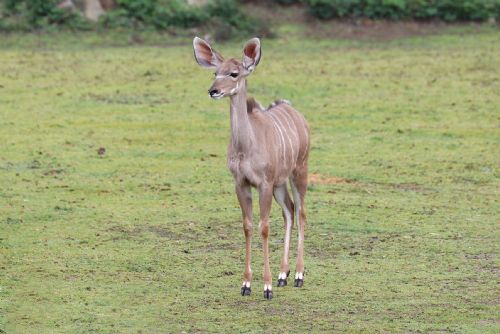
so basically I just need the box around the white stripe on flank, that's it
[301,119,309,163]
[301,141,308,164]
[272,110,294,164]
[268,112,286,163]
[292,112,308,163]
[267,114,283,163]
[275,109,299,161]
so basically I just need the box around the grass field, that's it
[1,26,499,333]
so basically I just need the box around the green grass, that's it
[1,27,499,333]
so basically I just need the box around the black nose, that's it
[209,89,219,96]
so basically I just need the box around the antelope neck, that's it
[229,79,254,152]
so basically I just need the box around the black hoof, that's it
[277,278,287,287]
[263,289,273,300]
[241,286,251,296]
[294,278,304,288]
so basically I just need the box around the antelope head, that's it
[193,37,261,99]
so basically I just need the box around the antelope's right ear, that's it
[193,37,223,69]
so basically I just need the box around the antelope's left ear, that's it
[242,38,261,73]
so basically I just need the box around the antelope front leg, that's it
[235,183,253,296]
[259,184,274,299]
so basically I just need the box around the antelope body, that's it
[193,37,310,299]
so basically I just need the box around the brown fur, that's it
[246,97,264,113]
[193,37,310,297]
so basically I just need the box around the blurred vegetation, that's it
[1,0,498,36]
[0,0,272,39]
[304,0,500,21]
[0,0,90,30]
[269,0,302,4]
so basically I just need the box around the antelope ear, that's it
[193,37,223,69]
[242,37,261,73]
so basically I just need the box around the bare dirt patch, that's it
[308,173,355,185]
[478,319,500,326]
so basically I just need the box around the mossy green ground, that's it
[0,28,499,333]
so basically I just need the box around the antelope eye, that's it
[230,72,239,78]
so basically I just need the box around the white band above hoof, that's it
[278,272,288,280]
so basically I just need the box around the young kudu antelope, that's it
[193,37,310,299]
